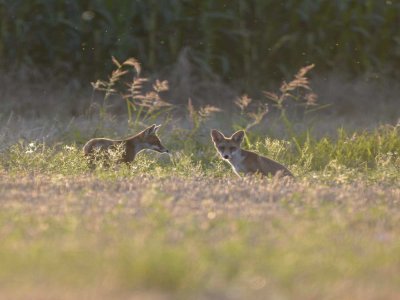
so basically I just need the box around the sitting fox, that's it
[211,129,293,177]
[83,124,169,163]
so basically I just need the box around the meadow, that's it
[0,54,399,299]
[1,94,400,300]
[1,1,400,298]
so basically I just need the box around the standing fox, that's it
[211,129,293,177]
[83,124,169,163]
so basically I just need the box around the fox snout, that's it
[211,129,244,161]
[153,145,169,153]
[218,148,235,160]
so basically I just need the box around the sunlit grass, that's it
[0,174,399,299]
[2,125,399,182]
[0,123,399,299]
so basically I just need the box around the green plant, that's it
[91,57,172,128]
[264,64,319,151]
[1,1,399,89]
[187,98,221,135]
[233,94,269,147]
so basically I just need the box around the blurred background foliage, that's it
[0,0,399,89]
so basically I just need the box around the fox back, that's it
[211,129,293,177]
[83,124,168,164]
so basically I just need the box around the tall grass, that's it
[1,123,399,184]
[1,1,399,87]
[91,56,172,127]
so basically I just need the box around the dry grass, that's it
[0,117,399,299]
[0,60,399,299]
[0,173,400,299]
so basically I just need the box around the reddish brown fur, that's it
[83,124,168,164]
[211,129,293,178]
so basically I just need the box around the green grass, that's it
[2,125,399,182]
[0,121,399,299]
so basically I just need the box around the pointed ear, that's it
[211,129,225,143]
[154,124,161,133]
[231,130,245,144]
[143,124,156,136]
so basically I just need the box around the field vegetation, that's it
[1,61,400,299]
[1,117,400,299]
[1,1,399,87]
[1,1,400,299]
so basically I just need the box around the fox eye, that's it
[229,147,236,152]
[218,146,225,151]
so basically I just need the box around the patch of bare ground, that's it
[1,173,400,299]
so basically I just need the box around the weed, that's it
[92,57,172,129]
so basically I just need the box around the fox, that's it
[211,129,293,178]
[83,124,169,164]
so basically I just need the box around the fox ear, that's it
[231,130,245,144]
[143,124,156,136]
[154,124,161,132]
[211,129,224,143]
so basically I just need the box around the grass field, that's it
[0,115,399,300]
[2,1,400,298]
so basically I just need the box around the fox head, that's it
[138,124,169,153]
[211,129,245,160]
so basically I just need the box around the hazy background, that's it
[0,0,399,124]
